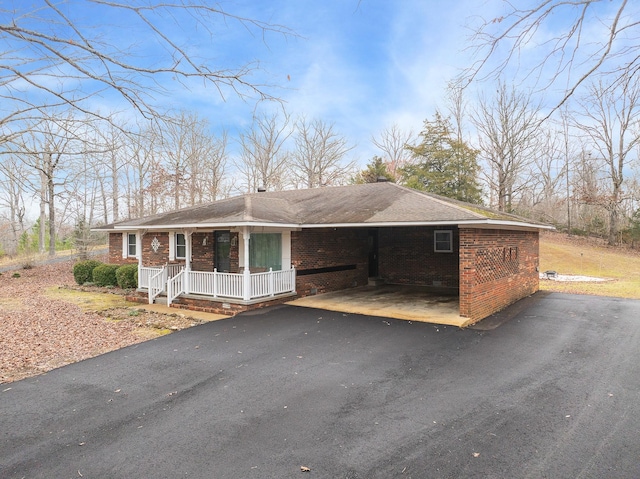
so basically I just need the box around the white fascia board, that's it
[91,227,119,232]
[107,219,553,232]
[299,220,553,230]
[461,220,555,231]
[110,221,300,230]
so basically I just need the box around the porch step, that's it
[153,296,168,305]
[368,277,385,286]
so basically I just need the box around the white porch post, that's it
[242,228,251,301]
[184,230,192,294]
[137,232,143,288]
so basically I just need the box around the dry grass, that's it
[539,231,640,299]
[0,245,108,269]
[45,286,136,311]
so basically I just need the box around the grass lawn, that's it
[539,231,640,299]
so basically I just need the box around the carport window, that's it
[434,230,453,253]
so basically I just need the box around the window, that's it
[434,230,453,253]
[250,233,282,271]
[176,233,186,259]
[127,233,137,257]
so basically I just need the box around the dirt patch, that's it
[0,261,209,384]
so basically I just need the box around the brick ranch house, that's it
[96,182,552,323]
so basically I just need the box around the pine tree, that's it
[402,113,482,204]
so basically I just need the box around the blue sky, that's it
[187,0,485,161]
[6,0,629,167]
[79,0,501,164]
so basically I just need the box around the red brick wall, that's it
[291,228,369,296]
[192,232,213,271]
[230,232,240,273]
[108,233,138,265]
[459,228,539,321]
[108,230,241,271]
[378,226,459,289]
[141,232,171,267]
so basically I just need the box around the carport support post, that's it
[242,229,251,301]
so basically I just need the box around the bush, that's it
[73,259,103,285]
[116,264,138,289]
[92,264,120,287]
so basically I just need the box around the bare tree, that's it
[16,115,84,255]
[64,146,105,258]
[472,82,542,212]
[292,117,355,188]
[184,122,228,206]
[573,149,611,237]
[94,122,127,222]
[573,74,640,245]
[464,0,638,111]
[121,123,161,219]
[372,124,415,180]
[520,124,568,223]
[197,130,229,203]
[0,157,28,254]
[445,80,468,143]
[0,1,294,140]
[236,113,292,192]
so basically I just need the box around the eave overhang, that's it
[93,218,553,233]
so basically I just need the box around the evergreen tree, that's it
[402,113,483,204]
[353,156,395,184]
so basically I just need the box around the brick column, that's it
[458,228,476,319]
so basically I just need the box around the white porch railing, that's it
[167,268,185,304]
[149,266,168,304]
[139,266,161,289]
[139,263,184,289]
[140,266,296,305]
[250,268,297,299]
[189,269,244,299]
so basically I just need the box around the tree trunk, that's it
[111,153,119,222]
[39,169,47,254]
[47,173,56,257]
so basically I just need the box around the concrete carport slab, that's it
[287,284,471,327]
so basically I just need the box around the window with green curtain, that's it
[249,233,282,271]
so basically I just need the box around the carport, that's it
[288,283,468,326]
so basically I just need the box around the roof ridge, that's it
[389,183,487,220]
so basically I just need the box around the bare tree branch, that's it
[462,0,638,114]
[0,1,296,136]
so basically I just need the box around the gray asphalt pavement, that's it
[2,292,640,478]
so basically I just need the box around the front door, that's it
[215,231,231,272]
[368,228,379,277]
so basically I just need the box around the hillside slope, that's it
[539,231,640,299]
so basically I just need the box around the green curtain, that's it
[250,233,282,271]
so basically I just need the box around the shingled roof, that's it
[96,182,552,231]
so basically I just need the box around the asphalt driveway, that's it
[2,292,640,478]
